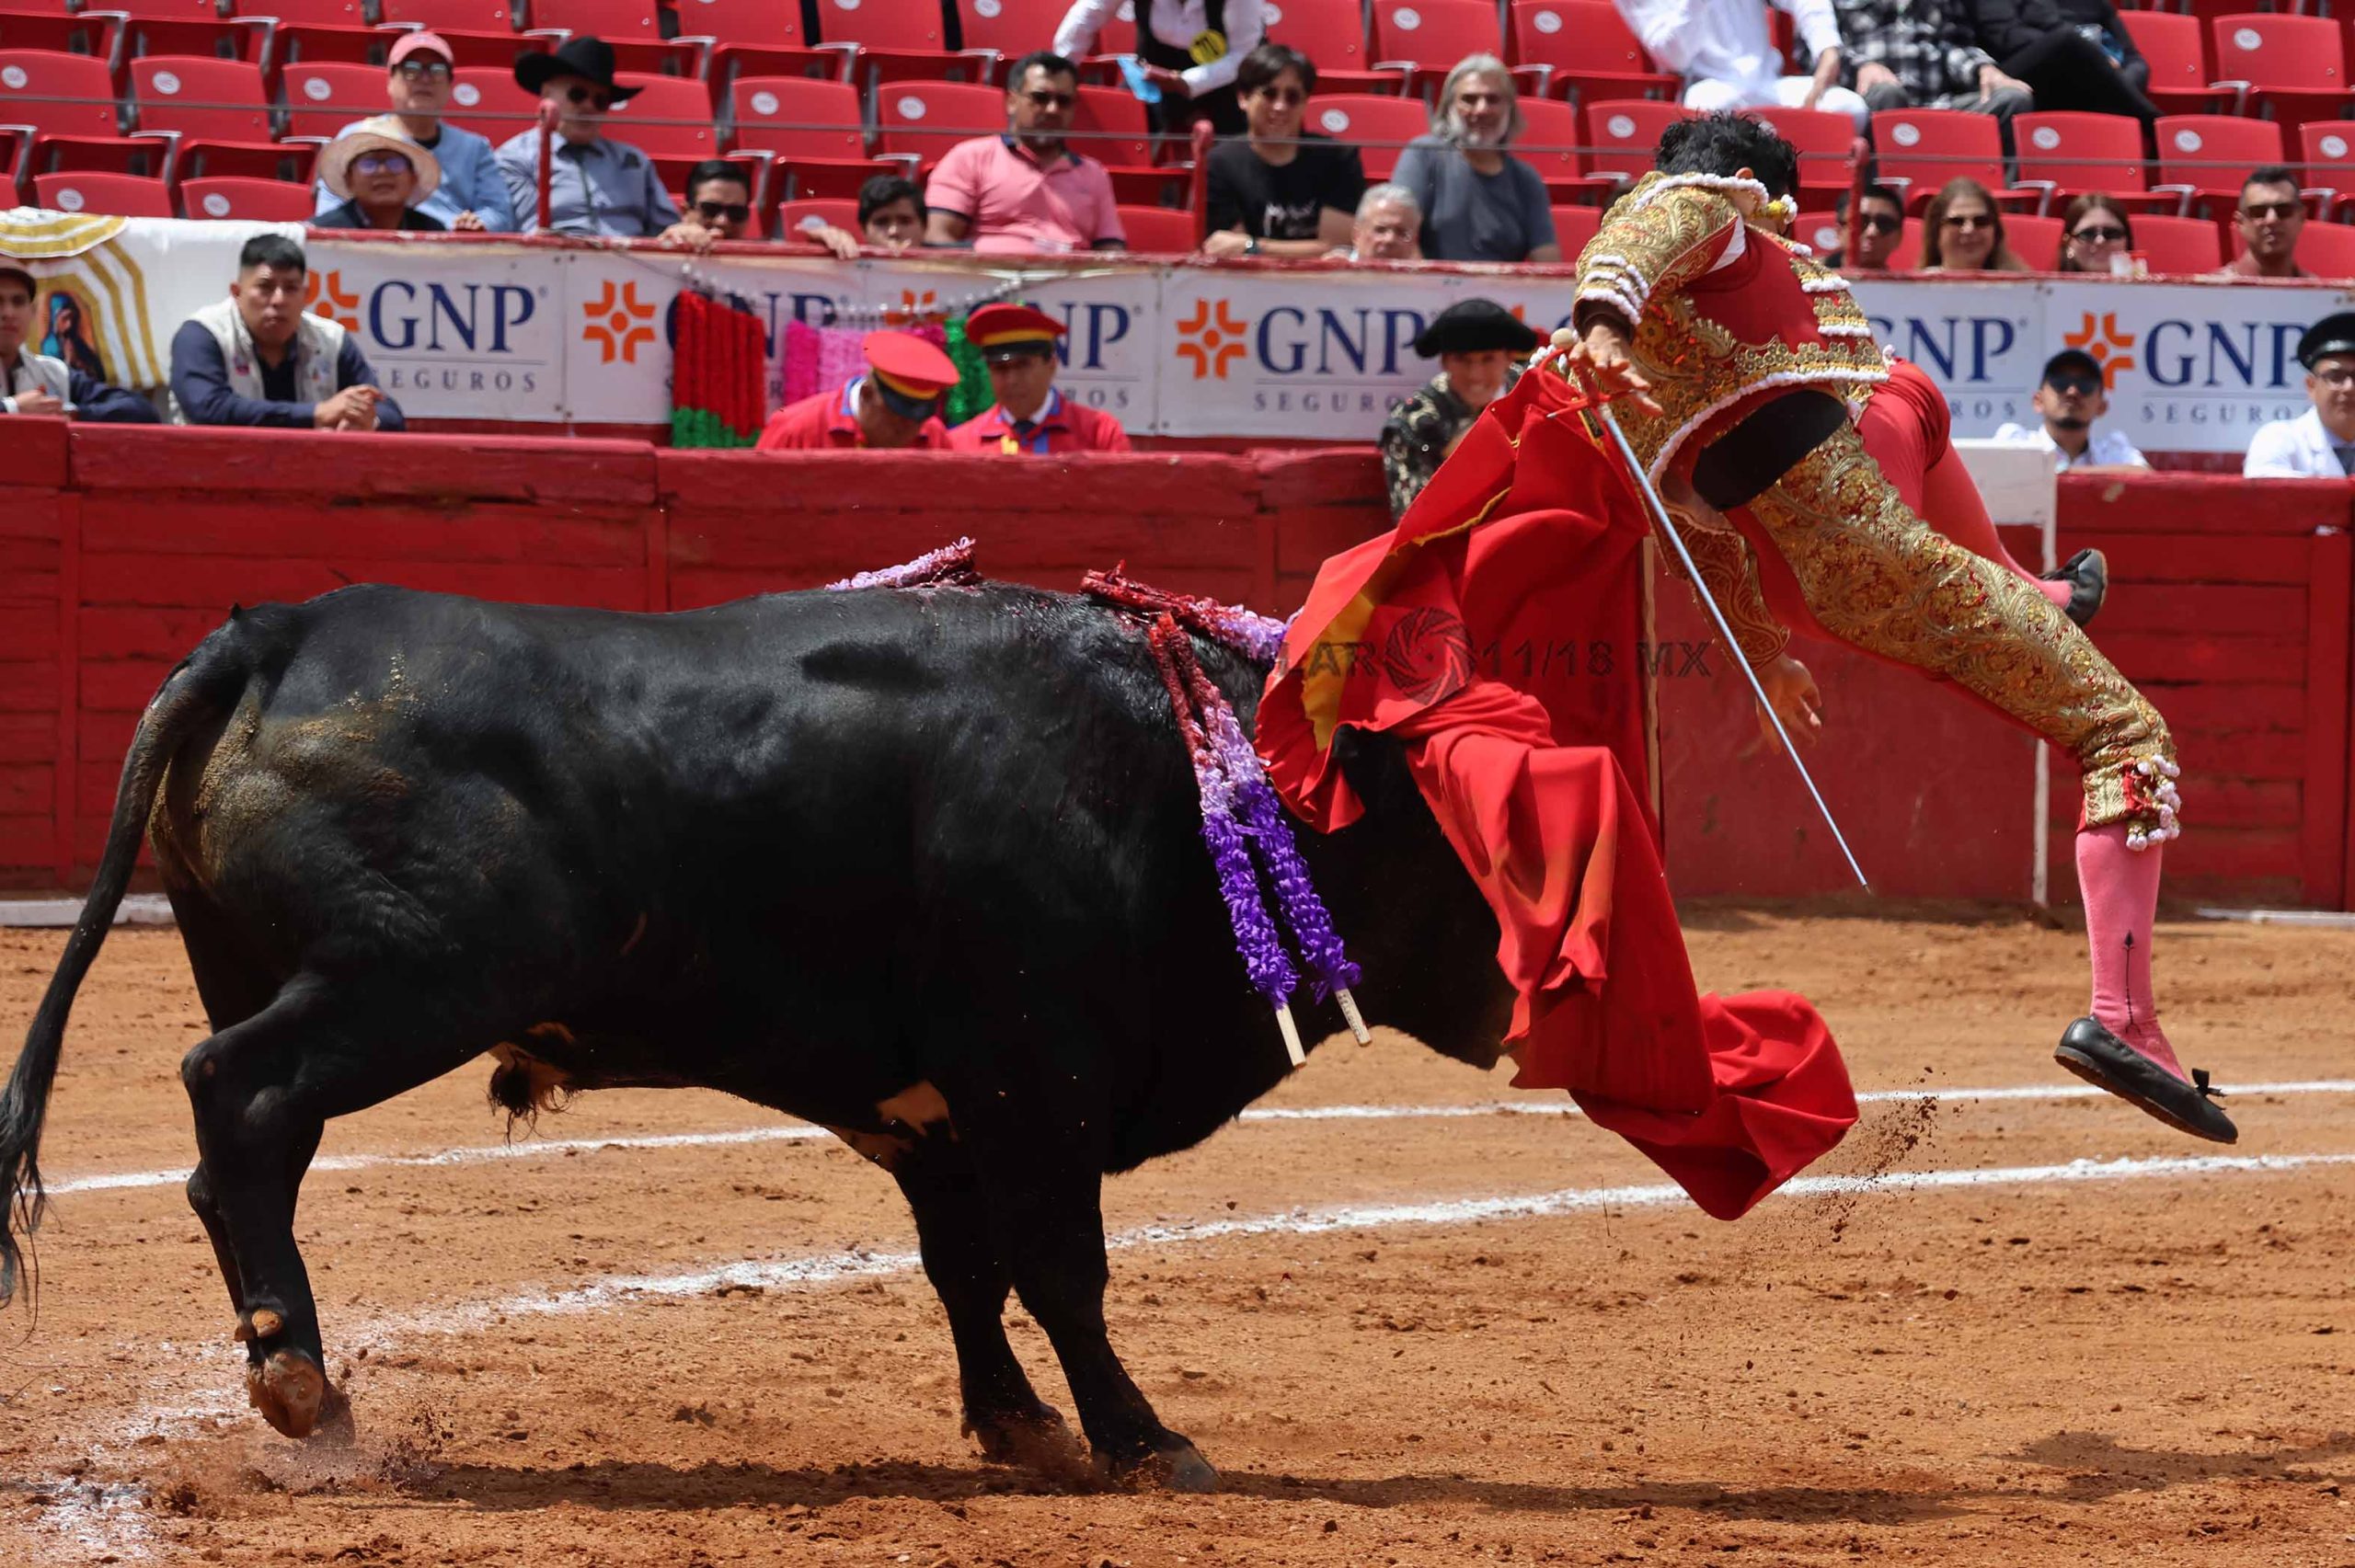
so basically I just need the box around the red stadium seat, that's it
[1583,97,1688,183]
[1073,83,1151,166]
[33,168,173,215]
[409,29,556,69]
[243,0,372,23]
[2012,110,2149,202]
[1373,0,1545,97]
[1746,104,1859,200]
[725,75,865,157]
[375,0,512,31]
[131,56,271,142]
[674,0,807,47]
[113,15,268,68]
[1258,0,1400,92]
[92,0,219,19]
[2004,212,2063,269]
[0,48,121,140]
[175,138,316,180]
[2209,13,2349,130]
[264,23,398,73]
[0,8,125,65]
[811,0,998,89]
[449,63,541,138]
[1507,0,1678,106]
[1517,95,1584,185]
[875,79,1003,161]
[1117,202,1194,250]
[1302,92,1429,179]
[281,60,388,139]
[607,73,715,159]
[2303,119,2355,212]
[0,170,14,207]
[2153,114,2283,217]
[2292,217,2355,279]
[529,0,662,39]
[2116,10,2235,118]
[27,133,171,177]
[1550,201,1601,254]
[1871,108,2006,208]
[2128,211,2223,273]
[775,193,856,242]
[767,154,914,200]
[180,172,314,219]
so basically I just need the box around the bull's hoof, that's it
[1102,1436,1219,1494]
[966,1403,1088,1477]
[245,1348,333,1439]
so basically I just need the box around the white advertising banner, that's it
[7,213,2348,452]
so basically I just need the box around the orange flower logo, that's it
[881,288,941,326]
[1174,297,1250,380]
[2062,311,2136,389]
[582,280,658,365]
[304,269,361,332]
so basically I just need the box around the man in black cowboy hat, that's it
[492,36,682,239]
[1377,298,1543,521]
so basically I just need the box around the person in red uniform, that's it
[755,330,957,451]
[946,303,1131,454]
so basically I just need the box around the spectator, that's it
[1379,299,1539,520]
[1053,0,1266,137]
[313,128,446,233]
[1965,0,2155,122]
[947,303,1132,453]
[664,160,755,249]
[1345,184,1425,261]
[802,175,929,259]
[1201,44,1365,258]
[494,38,682,239]
[1921,177,2031,270]
[755,330,957,451]
[311,33,511,232]
[2056,193,2132,274]
[925,52,1126,256]
[1833,0,2032,124]
[1614,0,1869,132]
[1390,57,1561,264]
[2245,313,2355,476]
[168,235,403,431]
[1993,349,2148,470]
[2218,167,2309,280]
[1825,183,1904,269]
[0,265,156,422]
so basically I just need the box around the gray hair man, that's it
[1347,183,1424,261]
[1386,55,1559,263]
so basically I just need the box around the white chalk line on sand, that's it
[45,1080,2355,1199]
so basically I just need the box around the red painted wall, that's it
[0,428,2346,909]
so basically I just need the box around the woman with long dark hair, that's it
[2057,193,2134,274]
[1922,178,2032,271]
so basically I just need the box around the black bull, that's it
[0,580,1519,1490]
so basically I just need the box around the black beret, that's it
[1413,298,1543,358]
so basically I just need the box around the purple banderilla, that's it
[824,536,980,592]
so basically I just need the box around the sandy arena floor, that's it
[0,910,2350,1567]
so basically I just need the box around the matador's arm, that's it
[1571,180,1747,338]
[1670,524,1791,670]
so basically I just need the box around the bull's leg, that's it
[891,1138,1085,1474]
[178,978,477,1439]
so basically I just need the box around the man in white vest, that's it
[0,265,158,422]
[168,235,404,430]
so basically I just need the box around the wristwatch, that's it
[1244,235,1260,257]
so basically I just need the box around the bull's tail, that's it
[0,624,248,1307]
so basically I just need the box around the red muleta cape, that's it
[1255,367,1856,1220]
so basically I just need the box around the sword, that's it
[1591,402,1872,891]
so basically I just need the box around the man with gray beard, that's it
[1388,55,1561,264]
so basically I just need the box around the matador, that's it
[1559,112,2227,1142]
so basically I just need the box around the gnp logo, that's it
[304,270,361,332]
[2062,312,2136,388]
[582,280,658,364]
[1175,297,1250,379]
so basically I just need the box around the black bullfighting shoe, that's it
[2041,547,2108,629]
[2054,1016,2238,1143]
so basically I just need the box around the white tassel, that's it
[1336,986,1372,1045]
[1275,1004,1305,1068]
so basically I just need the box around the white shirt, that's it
[1611,0,1844,86]
[1053,0,1267,97]
[1991,420,2148,472]
[2244,406,2351,478]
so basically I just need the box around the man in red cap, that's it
[308,31,511,230]
[756,330,957,451]
[947,303,1131,454]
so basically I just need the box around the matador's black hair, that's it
[1654,111,1800,201]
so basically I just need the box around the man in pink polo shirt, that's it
[925,51,1126,256]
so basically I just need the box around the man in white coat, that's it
[2246,313,2355,478]
[1612,0,1870,131]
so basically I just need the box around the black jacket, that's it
[1967,0,2142,69]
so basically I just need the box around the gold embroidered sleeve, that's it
[1669,523,1789,670]
[1575,185,1742,333]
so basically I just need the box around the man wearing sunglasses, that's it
[947,303,1131,454]
[2216,167,2310,281]
[925,52,1126,256]
[1825,184,1903,269]
[2245,313,2355,478]
[495,36,681,240]
[1993,349,2147,472]
[309,33,512,232]
[661,160,755,249]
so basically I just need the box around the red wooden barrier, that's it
[0,429,2346,910]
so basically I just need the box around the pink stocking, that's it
[2074,824,2182,1080]
[1922,451,2074,611]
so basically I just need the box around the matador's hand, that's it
[1549,324,1664,416]
[1757,654,1823,751]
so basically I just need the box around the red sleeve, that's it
[754,394,826,451]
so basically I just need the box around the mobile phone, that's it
[1117,53,1162,104]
